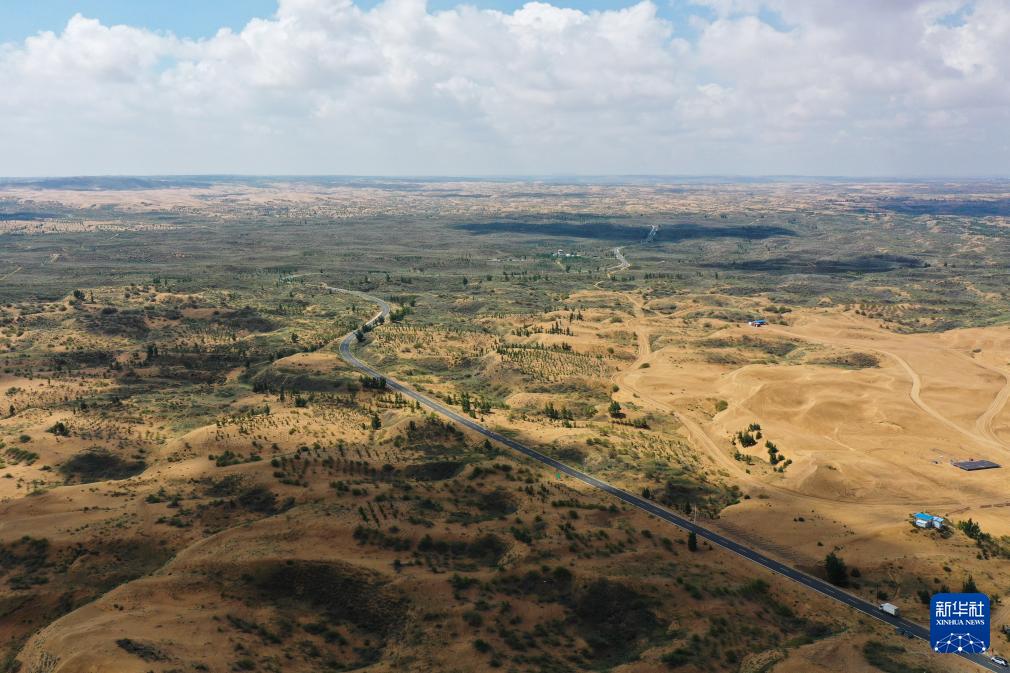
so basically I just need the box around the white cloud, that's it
[0,0,1008,175]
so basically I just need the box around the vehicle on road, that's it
[992,655,1008,667]
[334,287,1002,673]
[880,602,900,617]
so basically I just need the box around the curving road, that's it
[609,246,631,274]
[328,285,999,672]
[967,356,1010,448]
[766,321,1006,453]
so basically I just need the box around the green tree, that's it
[958,518,984,541]
[825,552,848,586]
[687,531,698,552]
[371,414,382,430]
[47,421,70,437]
[608,400,623,418]
[962,575,979,593]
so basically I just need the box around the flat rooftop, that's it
[953,459,1002,471]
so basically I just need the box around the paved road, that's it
[328,285,998,672]
[608,246,630,274]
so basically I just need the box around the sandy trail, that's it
[610,312,799,500]
[608,304,1009,511]
[594,247,631,289]
[0,266,23,282]
[608,296,951,508]
[766,321,1007,453]
[886,347,999,449]
[833,312,1010,451]
[629,295,650,364]
[967,356,1010,446]
[609,246,630,274]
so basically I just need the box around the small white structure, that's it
[880,603,900,617]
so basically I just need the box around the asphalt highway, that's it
[328,285,998,672]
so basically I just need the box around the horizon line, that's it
[3,173,1010,182]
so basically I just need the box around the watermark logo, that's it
[930,593,989,653]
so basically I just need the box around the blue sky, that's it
[0,1,278,42]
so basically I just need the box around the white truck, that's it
[879,603,900,617]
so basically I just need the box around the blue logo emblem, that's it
[930,593,989,653]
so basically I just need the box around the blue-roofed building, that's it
[912,512,945,529]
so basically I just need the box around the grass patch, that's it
[863,640,935,673]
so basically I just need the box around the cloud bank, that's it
[1,0,1008,175]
